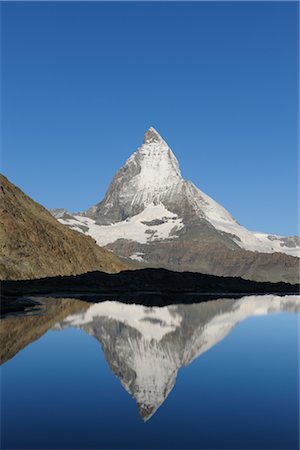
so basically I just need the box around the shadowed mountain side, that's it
[106,238,299,284]
[2,268,299,311]
[0,298,89,364]
[0,174,130,280]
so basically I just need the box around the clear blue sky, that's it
[1,1,299,236]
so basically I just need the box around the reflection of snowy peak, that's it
[63,302,182,420]
[64,301,182,342]
[60,295,300,421]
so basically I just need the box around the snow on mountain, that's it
[54,127,299,259]
[58,198,299,257]
[59,204,184,246]
[123,127,182,205]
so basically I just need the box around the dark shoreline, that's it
[1,268,299,314]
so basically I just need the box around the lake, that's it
[1,294,299,449]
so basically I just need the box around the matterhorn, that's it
[53,127,299,283]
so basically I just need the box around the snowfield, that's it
[58,201,299,257]
[59,203,184,246]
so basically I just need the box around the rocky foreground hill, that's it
[0,174,128,280]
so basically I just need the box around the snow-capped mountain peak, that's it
[129,127,182,192]
[83,128,184,224]
[53,128,299,281]
[143,126,165,144]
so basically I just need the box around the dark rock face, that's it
[143,127,162,144]
[106,237,299,284]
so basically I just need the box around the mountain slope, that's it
[53,128,299,283]
[0,174,128,280]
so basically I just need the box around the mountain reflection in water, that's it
[1,294,299,422]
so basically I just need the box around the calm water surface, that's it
[1,294,299,449]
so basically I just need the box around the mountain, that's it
[0,174,129,280]
[59,295,300,421]
[52,128,299,283]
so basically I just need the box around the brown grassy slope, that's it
[0,174,129,280]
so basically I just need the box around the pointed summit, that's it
[76,128,299,275]
[143,127,163,144]
[84,127,182,222]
